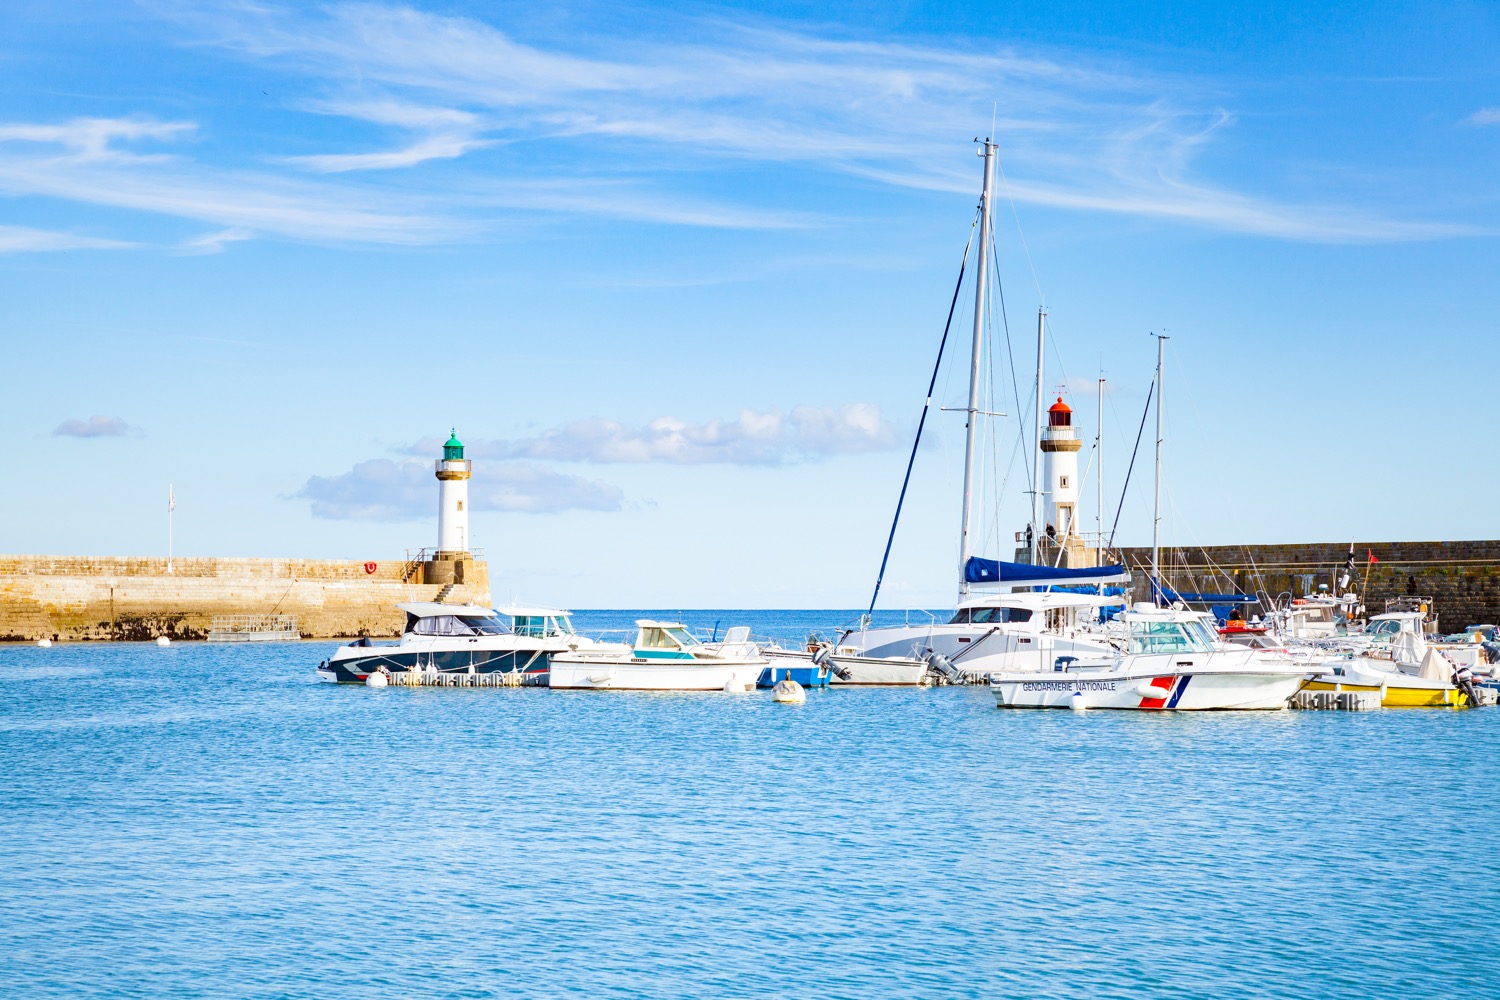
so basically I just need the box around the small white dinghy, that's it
[550,621,766,691]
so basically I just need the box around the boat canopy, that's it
[957,592,1122,611]
[395,602,496,618]
[963,557,1129,587]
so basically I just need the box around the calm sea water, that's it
[3,611,1497,999]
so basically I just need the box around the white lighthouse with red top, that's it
[1040,397,1082,547]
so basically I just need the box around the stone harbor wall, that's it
[0,555,492,642]
[1114,540,1500,631]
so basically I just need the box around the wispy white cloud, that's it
[1468,108,1500,126]
[160,1,1469,243]
[178,226,253,254]
[0,117,195,163]
[406,405,901,466]
[0,3,1474,246]
[0,225,134,252]
[298,458,622,519]
[0,116,469,244]
[53,415,137,438]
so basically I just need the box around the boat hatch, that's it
[405,613,513,637]
[1128,619,1214,655]
[512,614,574,638]
[948,606,1033,625]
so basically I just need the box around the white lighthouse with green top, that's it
[435,429,471,555]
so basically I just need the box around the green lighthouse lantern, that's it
[443,429,464,461]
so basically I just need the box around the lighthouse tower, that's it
[1040,398,1082,552]
[435,429,471,555]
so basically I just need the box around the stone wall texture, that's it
[1114,540,1500,631]
[0,555,492,642]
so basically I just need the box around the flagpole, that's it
[167,484,174,575]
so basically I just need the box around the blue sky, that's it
[3,0,1498,607]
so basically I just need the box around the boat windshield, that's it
[667,627,700,648]
[551,615,575,635]
[949,607,1033,625]
[1181,618,1221,649]
[1365,619,1404,637]
[1128,619,1212,655]
[459,616,512,636]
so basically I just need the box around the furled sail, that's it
[963,557,1130,586]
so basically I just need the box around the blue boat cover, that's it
[964,557,1130,586]
[1151,582,1258,604]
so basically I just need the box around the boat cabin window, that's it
[639,626,700,649]
[408,614,470,636]
[1127,620,1210,655]
[1366,619,1404,637]
[948,607,1033,625]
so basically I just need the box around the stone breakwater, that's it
[0,555,491,642]
[1115,540,1500,630]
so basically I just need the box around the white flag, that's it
[168,486,176,512]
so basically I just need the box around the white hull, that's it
[834,623,1116,677]
[549,657,763,691]
[827,654,931,686]
[991,656,1308,711]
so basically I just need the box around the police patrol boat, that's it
[317,603,615,684]
[989,605,1309,710]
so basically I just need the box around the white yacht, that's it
[549,621,766,691]
[830,138,1129,685]
[826,591,1125,683]
[317,603,616,684]
[989,605,1309,710]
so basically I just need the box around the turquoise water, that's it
[3,614,1498,998]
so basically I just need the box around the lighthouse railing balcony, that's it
[402,546,485,573]
[434,458,473,473]
[1042,425,1079,440]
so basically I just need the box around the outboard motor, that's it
[926,651,963,684]
[1481,640,1500,666]
[812,643,850,680]
[1453,663,1482,707]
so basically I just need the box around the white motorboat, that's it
[317,603,617,684]
[549,621,766,691]
[829,592,1125,683]
[989,605,1308,710]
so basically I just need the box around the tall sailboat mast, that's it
[957,139,995,597]
[1151,334,1168,603]
[1096,375,1104,570]
[1030,309,1045,565]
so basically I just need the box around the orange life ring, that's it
[364,561,377,574]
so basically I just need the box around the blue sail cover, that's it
[1151,582,1258,604]
[964,557,1130,586]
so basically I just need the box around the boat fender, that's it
[772,678,806,703]
[1069,690,1087,712]
[1135,681,1172,699]
[365,670,388,688]
[36,637,51,648]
